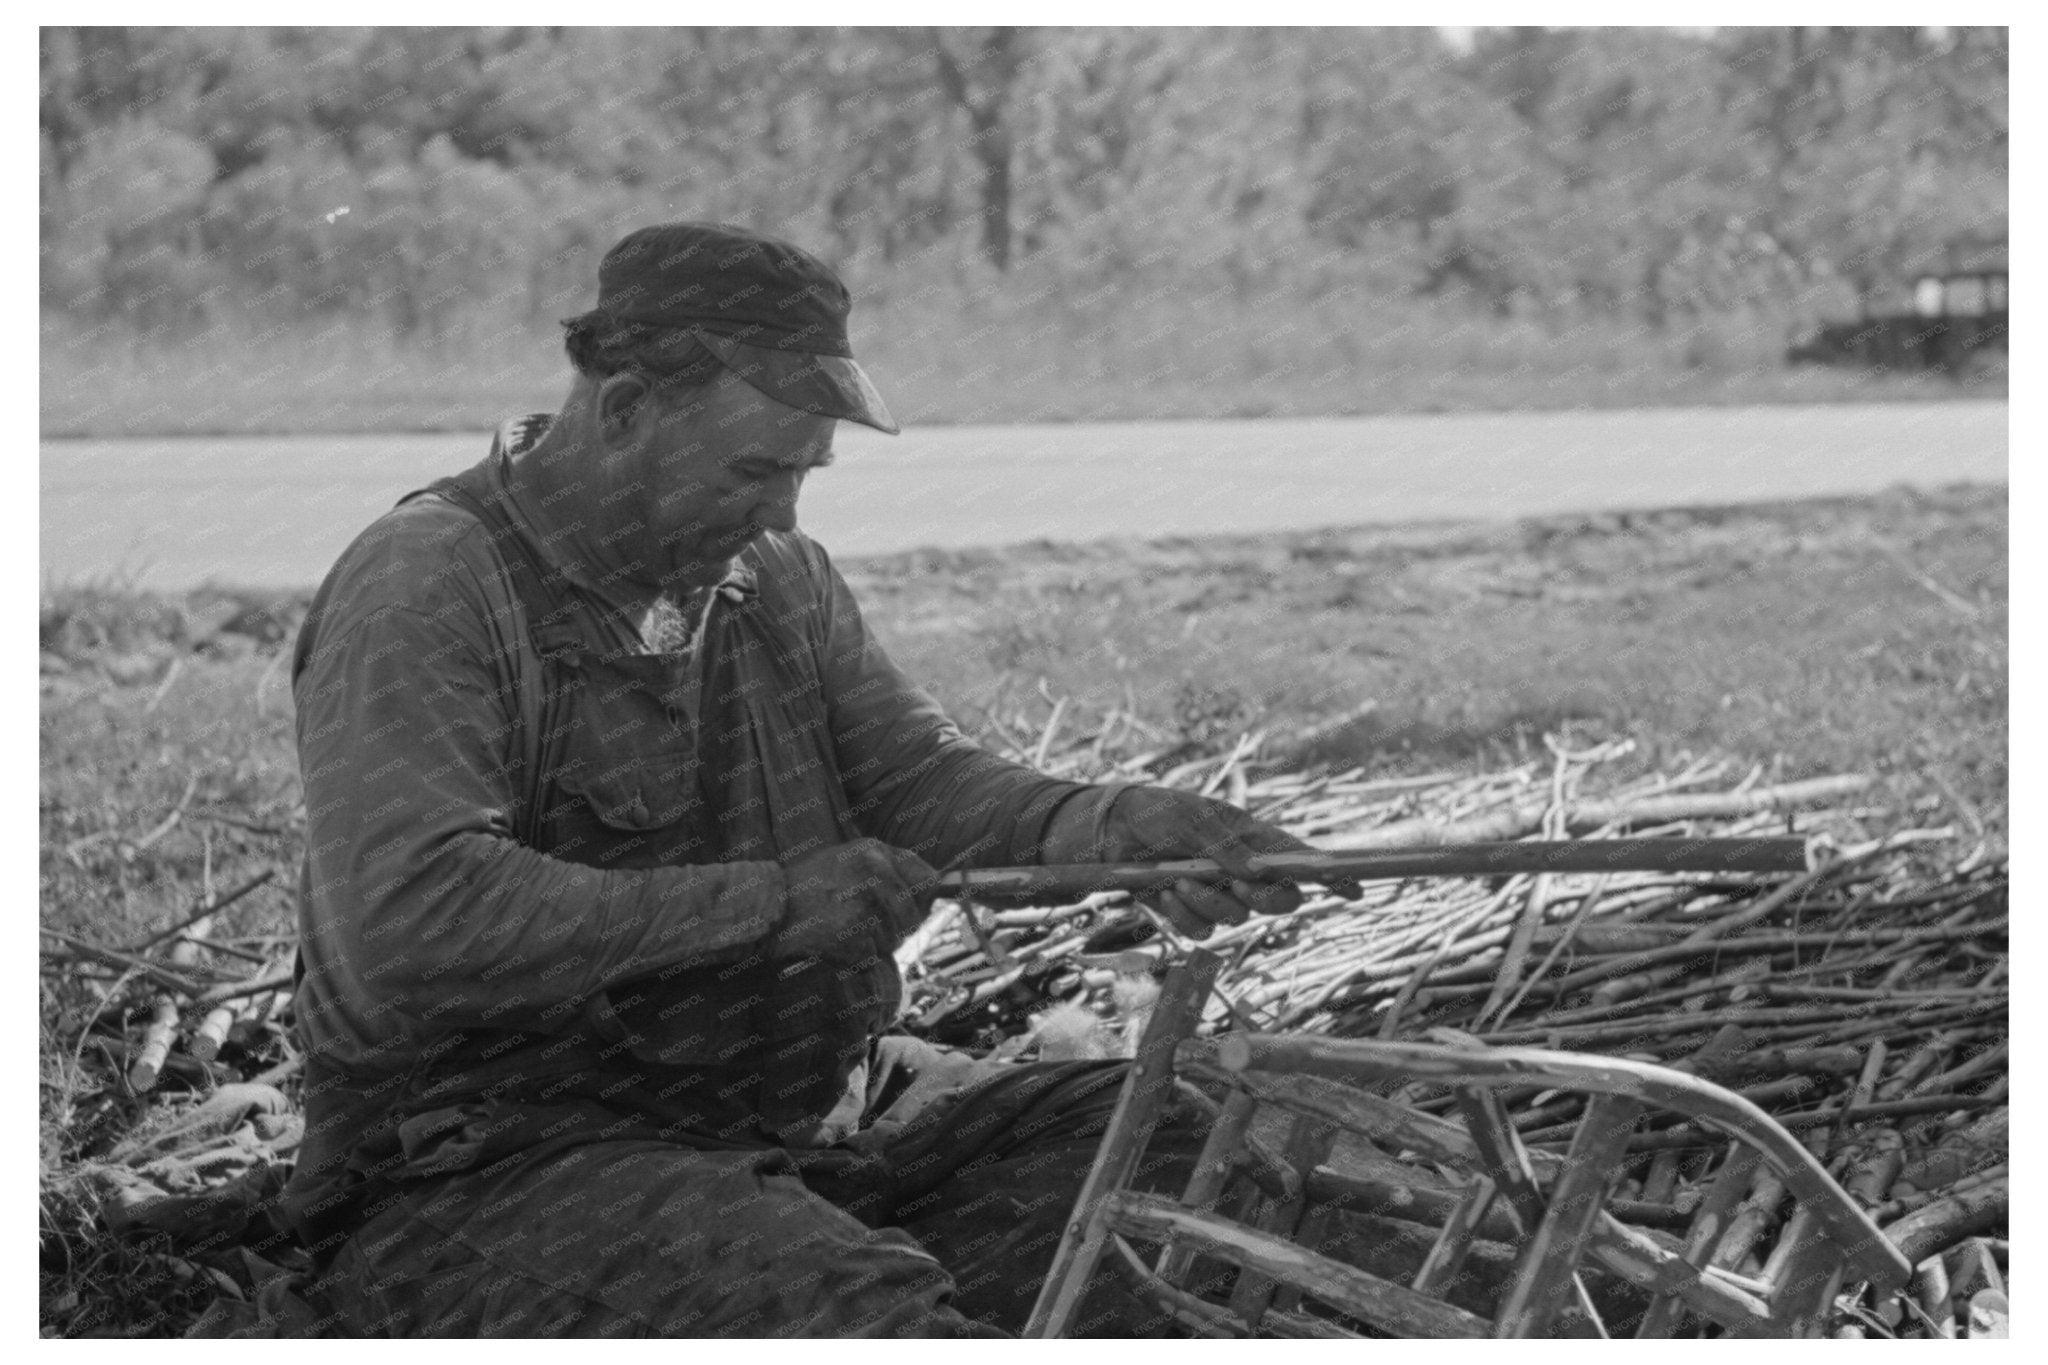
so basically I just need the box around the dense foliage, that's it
[40,27,2006,351]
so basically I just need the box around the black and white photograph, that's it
[35,22,2010,1338]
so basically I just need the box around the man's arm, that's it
[296,598,786,1036]
[805,545,1347,939]
[809,543,1330,937]
[815,551,1093,868]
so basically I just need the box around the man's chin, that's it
[649,527,760,588]
[658,553,738,591]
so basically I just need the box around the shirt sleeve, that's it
[814,548,1091,867]
[294,595,788,1038]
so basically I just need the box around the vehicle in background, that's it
[1789,238,2007,374]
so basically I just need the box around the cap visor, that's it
[694,332,900,435]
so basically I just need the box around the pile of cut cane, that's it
[901,727,2008,1339]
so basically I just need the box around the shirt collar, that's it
[486,412,758,603]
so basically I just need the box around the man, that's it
[282,223,1322,1336]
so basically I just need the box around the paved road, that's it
[41,401,2006,590]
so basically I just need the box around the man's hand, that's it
[1093,787,1350,940]
[775,838,940,963]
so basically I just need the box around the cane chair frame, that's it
[1023,949,1911,1339]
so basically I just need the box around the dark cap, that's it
[590,222,898,434]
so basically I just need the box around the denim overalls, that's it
[400,457,899,1145]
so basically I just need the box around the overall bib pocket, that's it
[549,754,712,868]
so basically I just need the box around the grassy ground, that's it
[40,302,2007,439]
[848,481,2007,824]
[37,482,2006,1333]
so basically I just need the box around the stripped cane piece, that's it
[952,837,1811,906]
[1494,1092,1644,1337]
[1455,1086,1604,1337]
[1635,1145,1763,1336]
[1024,949,1223,1337]
[1156,1087,1257,1286]
[1226,1114,1336,1328]
[1761,1208,1845,1338]
[1104,1193,1491,1338]
[1411,1174,1502,1296]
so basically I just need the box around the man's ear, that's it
[595,373,654,441]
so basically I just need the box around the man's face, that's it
[596,368,837,590]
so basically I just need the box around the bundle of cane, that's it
[898,723,2005,1335]
[41,870,295,1093]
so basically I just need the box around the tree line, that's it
[40,26,2007,346]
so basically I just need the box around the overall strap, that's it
[403,464,585,843]
[408,469,584,658]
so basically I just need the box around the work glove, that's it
[775,837,941,964]
[1042,785,1355,940]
